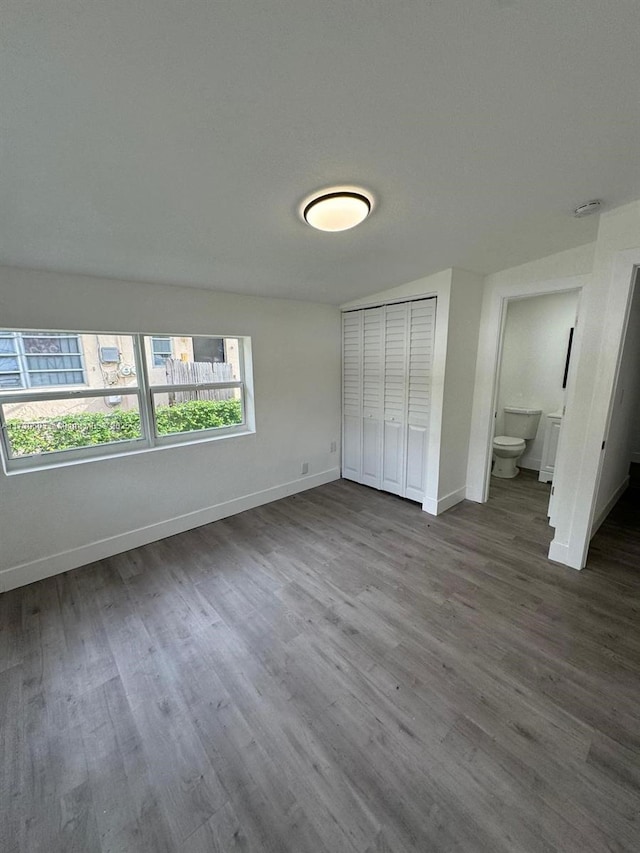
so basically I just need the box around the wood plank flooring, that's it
[1,472,639,852]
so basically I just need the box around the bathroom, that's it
[491,289,580,492]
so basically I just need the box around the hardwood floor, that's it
[1,473,639,852]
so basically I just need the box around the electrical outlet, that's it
[330,441,337,453]
[301,462,309,475]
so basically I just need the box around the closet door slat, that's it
[342,312,362,482]
[404,299,436,502]
[361,307,383,488]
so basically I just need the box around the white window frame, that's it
[0,329,254,474]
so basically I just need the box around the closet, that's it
[342,298,435,502]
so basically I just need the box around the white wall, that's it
[592,272,640,530]
[549,203,640,567]
[341,266,483,514]
[341,269,453,311]
[497,290,579,470]
[0,266,341,591]
[435,269,484,510]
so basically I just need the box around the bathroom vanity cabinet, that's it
[539,411,563,483]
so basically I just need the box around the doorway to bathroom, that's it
[487,289,581,519]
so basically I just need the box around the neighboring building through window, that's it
[151,336,173,367]
[0,329,251,472]
[144,335,243,440]
[0,332,85,389]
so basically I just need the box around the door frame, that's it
[487,288,582,504]
[466,276,587,505]
[548,251,640,568]
[584,261,640,540]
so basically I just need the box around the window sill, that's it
[2,427,256,476]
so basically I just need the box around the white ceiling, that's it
[2,0,639,304]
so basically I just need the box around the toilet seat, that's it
[493,435,525,448]
[492,435,526,478]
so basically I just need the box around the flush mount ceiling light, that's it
[301,187,373,232]
[573,199,602,218]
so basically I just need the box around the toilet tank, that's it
[504,407,542,439]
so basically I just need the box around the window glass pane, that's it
[0,355,20,372]
[21,332,85,387]
[153,387,243,436]
[0,371,22,390]
[22,334,80,354]
[0,336,18,355]
[29,370,86,387]
[26,355,82,372]
[0,330,141,392]
[2,394,142,458]
[79,333,139,389]
[144,336,241,385]
[0,335,22,388]
[26,354,84,371]
[151,337,172,367]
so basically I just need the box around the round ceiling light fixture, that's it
[573,199,602,218]
[301,187,373,232]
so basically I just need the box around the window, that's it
[0,335,21,389]
[144,335,244,439]
[0,332,85,389]
[0,329,252,472]
[192,336,225,364]
[151,336,173,367]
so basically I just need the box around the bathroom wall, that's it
[497,290,579,470]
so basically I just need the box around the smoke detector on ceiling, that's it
[573,200,602,218]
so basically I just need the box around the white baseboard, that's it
[590,475,630,539]
[464,483,485,503]
[548,476,629,571]
[0,468,340,593]
[422,486,466,516]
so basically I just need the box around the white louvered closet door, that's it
[361,307,384,488]
[405,299,436,501]
[342,311,362,482]
[341,297,435,501]
[381,303,408,495]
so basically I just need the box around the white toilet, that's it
[492,407,542,478]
